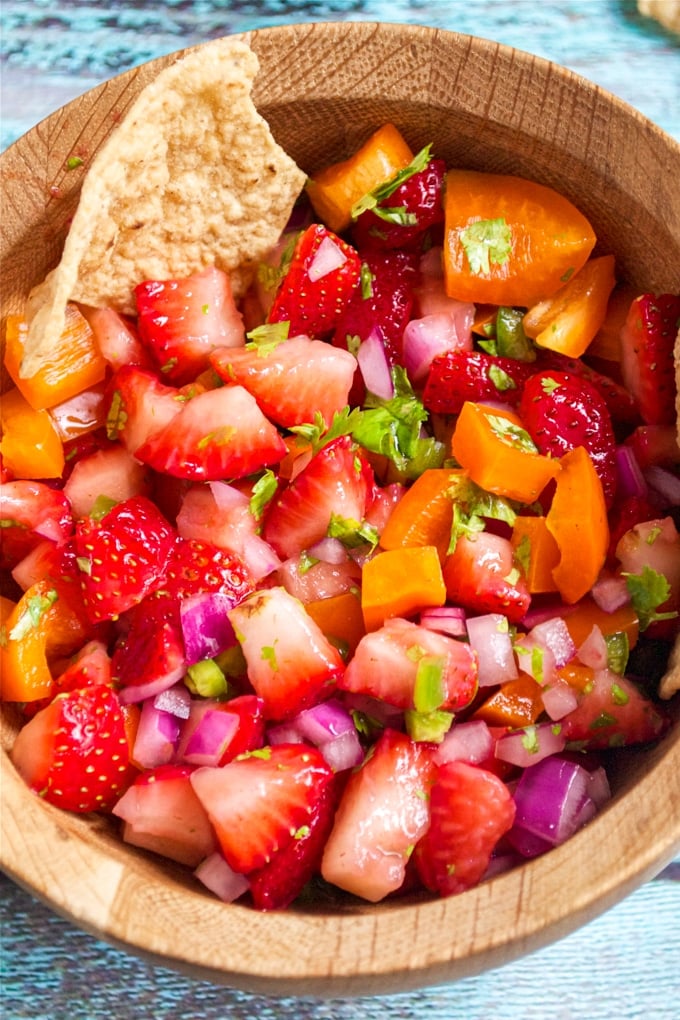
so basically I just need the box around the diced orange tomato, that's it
[305,590,366,657]
[473,673,545,728]
[586,282,639,362]
[451,401,561,504]
[443,170,596,307]
[522,255,616,359]
[1,583,64,701]
[48,382,108,441]
[546,447,609,604]
[379,468,465,558]
[278,436,313,481]
[471,304,498,337]
[0,387,64,478]
[306,123,414,234]
[563,596,639,650]
[511,516,561,594]
[121,703,142,767]
[555,662,595,693]
[4,305,106,411]
[361,545,446,632]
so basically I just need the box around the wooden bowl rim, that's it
[1,21,679,998]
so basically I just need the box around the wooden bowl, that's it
[1,21,679,998]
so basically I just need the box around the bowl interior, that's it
[1,21,679,997]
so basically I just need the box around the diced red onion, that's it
[133,699,180,769]
[295,698,356,743]
[577,624,609,670]
[482,851,523,879]
[180,592,237,667]
[495,722,566,768]
[434,719,494,765]
[307,234,347,282]
[194,851,250,903]
[183,709,240,767]
[420,606,468,639]
[341,692,404,730]
[466,613,518,687]
[505,823,553,859]
[521,598,575,629]
[541,679,579,721]
[267,721,306,746]
[208,480,249,511]
[357,327,394,400]
[268,700,364,772]
[307,537,349,565]
[644,465,680,506]
[154,683,192,719]
[511,755,595,846]
[402,313,472,384]
[586,765,611,809]
[527,617,576,668]
[615,444,649,499]
[318,728,365,771]
[591,573,631,613]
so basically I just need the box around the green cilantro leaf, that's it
[245,321,290,354]
[327,513,379,552]
[460,217,512,275]
[249,469,278,524]
[351,144,433,220]
[9,589,58,640]
[624,566,678,631]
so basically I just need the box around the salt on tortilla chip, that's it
[20,37,305,378]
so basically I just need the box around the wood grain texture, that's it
[1,22,679,998]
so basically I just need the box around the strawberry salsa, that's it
[1,122,679,910]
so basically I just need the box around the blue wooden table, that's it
[1,3,679,1017]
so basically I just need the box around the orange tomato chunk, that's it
[306,123,414,234]
[563,597,639,650]
[522,254,616,358]
[0,387,64,478]
[511,516,561,594]
[361,545,446,632]
[305,590,366,657]
[379,468,465,558]
[4,305,106,410]
[473,673,545,728]
[451,402,561,504]
[443,170,596,306]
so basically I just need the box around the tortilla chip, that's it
[21,37,305,378]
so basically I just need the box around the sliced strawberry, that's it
[135,385,286,482]
[112,591,186,704]
[75,494,176,622]
[249,777,339,910]
[210,334,357,429]
[227,586,345,719]
[135,266,245,384]
[163,536,254,603]
[10,684,136,813]
[0,480,73,569]
[80,305,153,370]
[351,157,446,251]
[413,760,516,896]
[105,365,184,455]
[422,350,535,414]
[606,494,661,562]
[267,224,362,339]
[63,443,150,519]
[626,424,680,470]
[321,729,436,902]
[333,248,420,365]
[114,763,217,867]
[262,435,375,560]
[339,617,478,713]
[536,349,639,424]
[619,292,680,426]
[560,670,669,750]
[443,532,531,624]
[518,370,617,506]
[190,743,335,873]
[53,639,112,693]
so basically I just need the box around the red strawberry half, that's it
[163,537,254,603]
[135,266,245,384]
[559,670,669,750]
[518,369,617,506]
[112,591,186,704]
[267,224,362,339]
[190,743,335,873]
[75,494,176,622]
[619,292,680,426]
[10,684,135,813]
[423,350,535,415]
[0,479,73,569]
[413,759,516,896]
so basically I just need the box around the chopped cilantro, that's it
[624,566,677,631]
[160,357,178,374]
[610,682,630,707]
[261,644,278,671]
[327,513,379,551]
[447,476,518,553]
[514,533,532,577]
[350,144,433,220]
[249,469,277,523]
[521,725,540,754]
[486,413,538,453]
[246,321,290,354]
[540,376,561,395]
[488,363,516,392]
[294,826,311,840]
[298,550,320,575]
[360,263,375,299]
[590,711,618,730]
[105,389,127,440]
[460,217,512,275]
